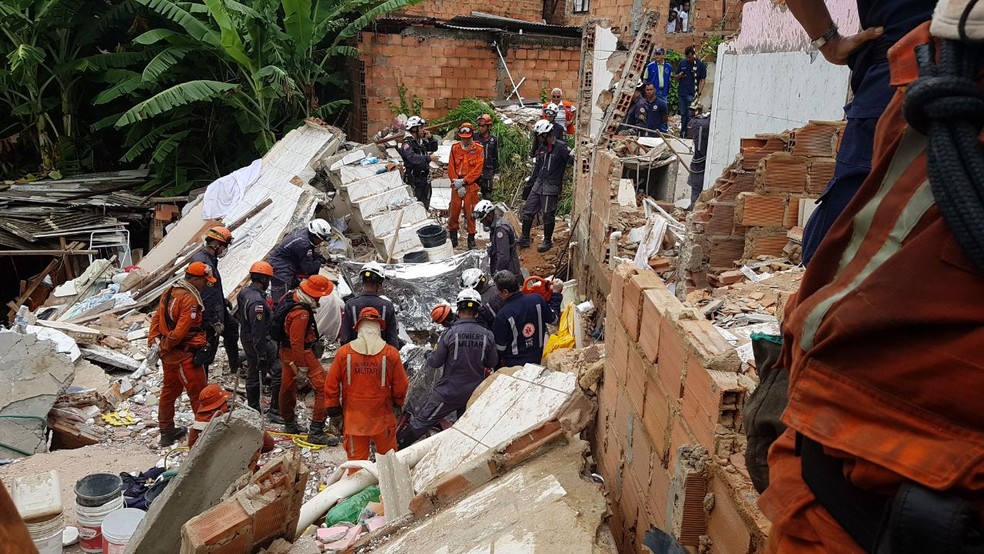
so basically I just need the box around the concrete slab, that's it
[411,366,577,492]
[373,440,615,553]
[80,346,139,372]
[338,161,383,184]
[125,409,263,554]
[351,186,414,220]
[0,332,76,457]
[374,220,428,260]
[376,451,414,521]
[364,203,429,238]
[340,171,405,202]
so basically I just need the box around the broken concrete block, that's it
[376,451,413,521]
[80,346,139,372]
[126,409,263,554]
[0,332,76,457]
[340,171,405,202]
[364,203,429,238]
[374,220,427,260]
[351,185,413,219]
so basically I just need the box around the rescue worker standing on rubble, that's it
[268,218,333,305]
[397,289,497,449]
[686,101,710,210]
[474,114,500,200]
[747,4,981,553]
[399,116,439,209]
[461,268,502,329]
[448,122,485,250]
[542,105,567,141]
[148,262,213,447]
[620,80,650,135]
[236,261,282,422]
[519,119,573,253]
[340,261,400,348]
[492,270,558,368]
[277,275,336,445]
[325,307,409,463]
[473,200,521,277]
[544,88,577,136]
[190,226,240,376]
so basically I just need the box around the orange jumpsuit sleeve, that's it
[148,306,162,346]
[463,145,484,185]
[448,145,461,180]
[287,309,310,365]
[389,349,409,408]
[161,293,198,352]
[324,351,344,410]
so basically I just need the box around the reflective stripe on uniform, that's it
[508,317,519,355]
[346,354,352,385]
[453,334,459,361]
[535,304,544,346]
[381,356,387,387]
[801,131,930,351]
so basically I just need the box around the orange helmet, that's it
[186,261,217,283]
[477,114,493,126]
[206,226,233,245]
[198,383,231,412]
[431,303,453,325]
[299,275,333,299]
[249,261,274,277]
[357,307,386,329]
[457,123,474,138]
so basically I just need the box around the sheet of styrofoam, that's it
[216,125,339,300]
[411,365,576,491]
[341,171,405,202]
[352,186,413,220]
[364,204,429,238]
[340,164,386,184]
[436,143,452,165]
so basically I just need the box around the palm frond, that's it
[115,80,237,127]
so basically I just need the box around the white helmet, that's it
[472,199,495,221]
[533,119,554,135]
[543,103,559,117]
[361,261,386,282]
[456,288,483,310]
[308,218,332,240]
[460,268,485,289]
[406,116,425,130]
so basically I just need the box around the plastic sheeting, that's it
[338,250,489,334]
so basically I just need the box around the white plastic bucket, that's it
[100,508,145,554]
[25,512,65,554]
[75,496,124,553]
[424,241,454,262]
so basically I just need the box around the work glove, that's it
[295,366,310,389]
[429,154,439,163]
[212,322,225,335]
[742,335,788,494]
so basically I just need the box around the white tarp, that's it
[201,159,262,219]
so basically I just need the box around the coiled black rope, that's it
[903,38,984,272]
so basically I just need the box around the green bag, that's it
[325,485,381,526]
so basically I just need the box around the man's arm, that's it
[385,306,400,348]
[485,331,499,369]
[785,0,884,65]
[389,350,409,408]
[424,135,438,153]
[448,146,461,180]
[324,354,343,412]
[287,311,308,363]
[491,138,500,175]
[162,297,196,350]
[426,332,450,368]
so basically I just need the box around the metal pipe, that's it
[493,41,524,105]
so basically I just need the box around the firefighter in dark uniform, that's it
[236,261,282,422]
[399,115,439,209]
[474,114,499,199]
[339,261,401,348]
[189,225,240,376]
[268,218,332,306]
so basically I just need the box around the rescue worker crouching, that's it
[473,200,521,277]
[268,218,332,306]
[236,261,282,422]
[340,261,400,348]
[190,225,240,376]
[325,308,409,465]
[277,275,337,446]
[431,302,456,328]
[397,289,497,449]
[189,384,275,471]
[399,116,439,209]
[148,261,213,448]
[492,270,558,368]
[460,267,502,329]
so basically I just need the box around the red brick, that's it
[735,192,785,227]
[612,386,632,441]
[657,322,686,399]
[609,264,637,320]
[756,153,809,195]
[621,270,664,341]
[626,344,647,417]
[705,200,737,237]
[639,292,662,363]
[642,371,672,463]
[605,319,630,385]
[678,318,741,373]
[708,237,746,269]
[744,229,790,259]
[644,464,672,527]
[182,500,251,548]
[739,135,788,170]
[669,415,698,471]
[628,415,653,481]
[791,120,842,158]
[807,157,836,194]
[784,197,802,228]
[706,471,754,554]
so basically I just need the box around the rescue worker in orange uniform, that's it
[447,122,485,250]
[325,307,409,463]
[758,21,984,554]
[188,384,274,470]
[148,261,213,448]
[278,275,336,446]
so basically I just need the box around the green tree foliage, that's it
[0,0,423,191]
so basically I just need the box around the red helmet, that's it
[249,261,274,277]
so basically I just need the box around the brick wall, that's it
[396,0,543,22]
[595,264,768,553]
[356,29,580,139]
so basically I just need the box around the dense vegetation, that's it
[0,0,421,193]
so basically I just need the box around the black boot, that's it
[518,219,533,248]
[450,230,458,248]
[306,421,338,446]
[467,233,476,250]
[283,419,306,435]
[537,222,555,253]
[159,427,187,448]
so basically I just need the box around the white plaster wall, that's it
[589,24,619,140]
[702,0,858,189]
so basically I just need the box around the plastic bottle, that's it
[360,156,379,166]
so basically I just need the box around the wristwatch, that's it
[811,23,839,49]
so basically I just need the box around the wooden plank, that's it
[0,249,98,256]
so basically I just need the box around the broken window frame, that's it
[572,0,590,14]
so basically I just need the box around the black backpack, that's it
[270,294,317,346]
